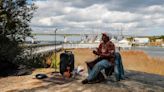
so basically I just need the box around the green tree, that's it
[127,37,133,42]
[0,0,36,71]
[159,35,164,41]
[0,0,36,41]
[149,36,156,42]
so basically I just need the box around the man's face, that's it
[102,35,106,42]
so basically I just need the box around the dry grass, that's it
[44,49,96,70]
[1,49,164,92]
[72,48,97,66]
[120,50,164,75]
[148,42,163,46]
[44,48,164,75]
[62,48,97,70]
[58,48,164,75]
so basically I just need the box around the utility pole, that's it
[53,28,57,72]
[51,28,57,72]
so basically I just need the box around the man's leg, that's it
[82,59,112,84]
[86,63,91,74]
[114,63,120,81]
[86,57,102,74]
[87,59,112,81]
[114,52,125,81]
[114,52,120,81]
[119,54,125,79]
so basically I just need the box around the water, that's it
[28,35,164,58]
[131,46,164,58]
[35,35,82,42]
[26,35,82,42]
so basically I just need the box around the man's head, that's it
[102,33,112,42]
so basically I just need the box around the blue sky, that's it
[29,0,164,36]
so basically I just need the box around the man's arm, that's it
[100,50,114,57]
[93,44,102,55]
[93,50,100,55]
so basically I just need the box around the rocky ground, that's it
[0,69,164,92]
[0,48,164,92]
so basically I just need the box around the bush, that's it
[0,36,22,71]
[0,0,36,71]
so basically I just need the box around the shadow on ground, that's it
[7,72,78,92]
[5,70,164,92]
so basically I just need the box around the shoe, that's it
[82,79,89,84]
[120,75,125,80]
[89,73,105,83]
[98,72,105,81]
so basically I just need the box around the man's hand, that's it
[93,50,97,54]
[100,54,105,58]
[93,50,99,55]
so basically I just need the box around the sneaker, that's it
[82,79,89,84]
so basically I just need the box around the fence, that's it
[63,43,99,49]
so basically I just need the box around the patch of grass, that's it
[43,52,60,70]
[120,50,164,75]
[49,49,164,76]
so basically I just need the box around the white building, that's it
[94,35,101,43]
[110,37,119,47]
[64,36,67,43]
[155,39,163,42]
[133,38,149,45]
[111,37,118,43]
[118,38,131,49]
[162,44,164,47]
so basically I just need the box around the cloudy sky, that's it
[30,0,164,36]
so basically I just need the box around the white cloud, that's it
[143,5,164,13]
[102,11,142,23]
[30,0,164,36]
[154,18,164,25]
[38,17,53,26]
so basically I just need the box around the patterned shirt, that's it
[97,41,115,64]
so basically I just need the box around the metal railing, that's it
[22,43,99,55]
[63,43,99,49]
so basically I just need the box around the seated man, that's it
[82,33,115,84]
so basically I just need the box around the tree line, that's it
[0,0,37,71]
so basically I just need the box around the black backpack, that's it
[60,50,74,75]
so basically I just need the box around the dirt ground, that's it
[0,48,164,92]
